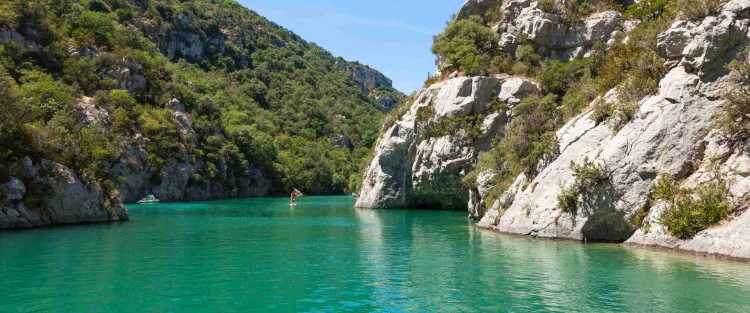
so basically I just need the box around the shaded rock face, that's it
[357,75,536,210]
[138,12,227,63]
[335,60,405,111]
[337,60,394,91]
[0,28,42,52]
[0,159,128,230]
[471,1,750,257]
[111,99,271,203]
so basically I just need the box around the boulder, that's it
[498,77,540,104]
[1,177,26,202]
[653,1,750,74]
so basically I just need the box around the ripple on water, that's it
[1,196,749,313]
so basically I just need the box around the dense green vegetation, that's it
[721,49,750,142]
[0,0,397,196]
[654,174,731,239]
[431,16,499,76]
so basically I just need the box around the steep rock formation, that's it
[0,158,128,229]
[110,98,271,203]
[336,60,405,112]
[363,0,750,259]
[456,0,622,61]
[474,1,750,257]
[357,75,537,210]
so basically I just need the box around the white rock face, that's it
[626,132,750,259]
[357,76,525,210]
[498,77,539,104]
[463,0,622,62]
[471,0,750,258]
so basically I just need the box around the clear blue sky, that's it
[239,0,463,93]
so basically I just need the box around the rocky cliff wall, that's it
[362,0,750,259]
[473,0,750,258]
[1,158,128,229]
[356,75,539,210]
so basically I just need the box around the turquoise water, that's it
[1,196,750,312]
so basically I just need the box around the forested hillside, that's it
[0,0,403,213]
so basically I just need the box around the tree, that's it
[432,16,498,75]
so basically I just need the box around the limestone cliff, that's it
[361,0,750,259]
[476,0,750,259]
[357,75,538,210]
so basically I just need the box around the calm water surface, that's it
[1,196,750,312]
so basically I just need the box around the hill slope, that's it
[0,0,403,229]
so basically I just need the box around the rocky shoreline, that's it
[359,0,750,260]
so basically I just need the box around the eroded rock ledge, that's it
[474,0,750,259]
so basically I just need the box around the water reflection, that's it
[1,197,750,313]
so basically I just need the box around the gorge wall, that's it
[0,0,401,229]
[360,0,750,259]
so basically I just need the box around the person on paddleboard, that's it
[290,188,304,204]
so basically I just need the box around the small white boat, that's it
[137,194,160,204]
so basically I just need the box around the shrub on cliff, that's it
[720,49,750,142]
[679,0,723,21]
[654,174,731,239]
[558,158,609,215]
[474,95,561,199]
[432,16,499,75]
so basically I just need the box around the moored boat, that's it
[137,194,160,204]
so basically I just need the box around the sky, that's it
[239,0,464,94]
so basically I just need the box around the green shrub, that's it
[557,158,608,215]
[598,4,673,95]
[558,184,580,213]
[468,95,561,206]
[594,8,672,128]
[679,0,723,21]
[69,11,117,48]
[654,174,731,239]
[539,0,560,14]
[432,16,499,75]
[719,50,750,141]
[0,68,31,177]
[538,58,595,96]
[0,2,17,27]
[19,70,75,122]
[561,76,599,119]
[625,0,674,21]
[513,44,542,76]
